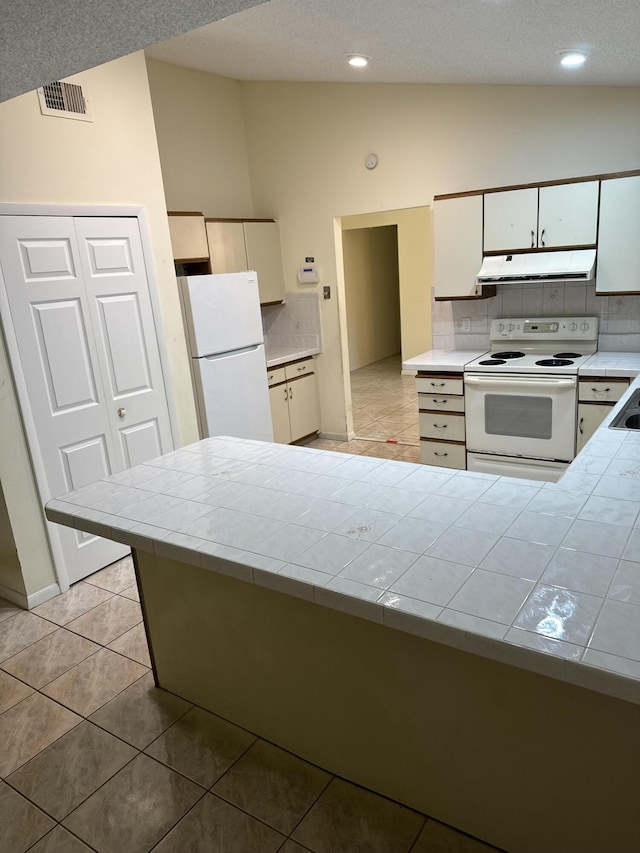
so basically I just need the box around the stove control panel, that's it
[490,317,598,341]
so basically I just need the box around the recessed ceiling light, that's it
[559,50,588,68]
[346,54,370,68]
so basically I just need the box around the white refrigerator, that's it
[178,272,274,441]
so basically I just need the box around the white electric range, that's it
[464,317,598,481]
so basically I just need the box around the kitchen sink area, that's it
[609,388,640,430]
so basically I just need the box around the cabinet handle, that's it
[432,398,448,405]
[430,381,446,387]
[434,451,449,458]
[579,417,584,435]
[289,385,293,400]
[284,387,289,401]
[433,424,447,430]
[540,228,546,247]
[297,365,306,372]
[530,230,535,249]
[592,387,610,395]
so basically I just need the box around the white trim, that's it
[27,583,61,609]
[318,430,351,441]
[0,582,28,609]
[0,202,181,598]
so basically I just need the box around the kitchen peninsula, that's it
[45,385,640,853]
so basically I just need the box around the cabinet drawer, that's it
[578,379,629,403]
[285,358,314,380]
[415,375,463,395]
[418,393,465,413]
[420,440,466,470]
[419,412,465,442]
[267,366,286,387]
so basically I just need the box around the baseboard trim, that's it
[0,582,28,609]
[27,583,61,609]
[401,368,417,376]
[317,431,349,442]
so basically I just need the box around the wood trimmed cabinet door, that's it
[206,219,286,305]
[0,214,174,583]
[267,358,319,444]
[434,195,484,299]
[597,175,640,294]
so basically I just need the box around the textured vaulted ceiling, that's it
[0,0,266,103]
[146,0,640,87]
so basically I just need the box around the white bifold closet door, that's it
[0,215,174,584]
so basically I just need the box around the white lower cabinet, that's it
[416,371,467,469]
[576,377,630,452]
[268,358,319,443]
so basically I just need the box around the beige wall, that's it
[239,82,640,435]
[0,52,198,598]
[0,482,26,599]
[146,60,254,217]
[342,226,400,370]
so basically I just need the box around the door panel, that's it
[0,215,128,582]
[96,293,152,397]
[118,419,163,467]
[32,299,99,412]
[75,217,174,460]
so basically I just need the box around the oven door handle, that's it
[464,374,576,391]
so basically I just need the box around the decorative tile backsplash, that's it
[261,291,322,351]
[432,283,640,352]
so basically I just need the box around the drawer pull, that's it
[430,381,446,387]
[297,365,307,372]
[433,424,447,430]
[592,387,611,394]
[434,451,449,458]
[579,417,584,435]
[432,398,448,405]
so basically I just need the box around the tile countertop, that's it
[580,351,640,377]
[46,376,640,707]
[402,350,488,372]
[265,346,320,369]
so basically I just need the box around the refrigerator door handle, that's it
[201,344,262,362]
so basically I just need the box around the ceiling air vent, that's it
[37,82,91,122]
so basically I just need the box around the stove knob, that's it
[549,322,559,332]
[569,322,578,331]
[497,323,505,332]
[580,322,590,331]
[507,323,515,332]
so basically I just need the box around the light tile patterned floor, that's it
[0,554,502,852]
[306,354,422,463]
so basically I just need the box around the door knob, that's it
[117,407,126,418]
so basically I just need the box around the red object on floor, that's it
[386,439,398,444]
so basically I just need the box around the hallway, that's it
[308,355,421,462]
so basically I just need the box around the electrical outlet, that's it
[457,317,471,333]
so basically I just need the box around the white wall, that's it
[146,59,254,217]
[0,52,198,598]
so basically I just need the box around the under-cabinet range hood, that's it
[476,249,596,285]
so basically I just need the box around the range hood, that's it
[476,249,596,285]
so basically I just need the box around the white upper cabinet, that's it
[483,182,599,252]
[538,181,599,248]
[167,212,209,261]
[597,175,640,294]
[484,188,538,252]
[434,195,483,298]
[206,219,286,305]
[243,221,286,304]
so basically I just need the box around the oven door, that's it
[465,373,577,461]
